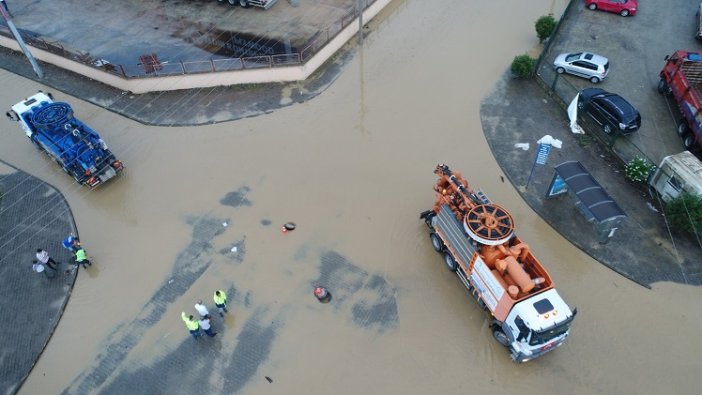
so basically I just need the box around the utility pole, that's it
[357,0,363,45]
[0,4,44,78]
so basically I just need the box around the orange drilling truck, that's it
[420,164,576,362]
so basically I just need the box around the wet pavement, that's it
[1,0,702,394]
[482,75,702,287]
[2,0,697,284]
[0,161,77,394]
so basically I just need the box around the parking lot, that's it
[538,0,702,166]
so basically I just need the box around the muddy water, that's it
[1,0,700,394]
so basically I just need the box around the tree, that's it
[665,193,702,234]
[535,15,556,43]
[511,55,536,79]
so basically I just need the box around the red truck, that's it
[658,50,702,151]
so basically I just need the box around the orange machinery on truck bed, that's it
[420,164,576,363]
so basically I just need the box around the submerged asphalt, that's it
[2,0,702,393]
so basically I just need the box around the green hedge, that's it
[535,15,556,43]
[666,193,702,234]
[511,55,536,79]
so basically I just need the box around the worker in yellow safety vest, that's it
[213,290,229,317]
[75,248,92,268]
[181,312,201,339]
[64,246,92,276]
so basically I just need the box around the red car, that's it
[585,0,638,17]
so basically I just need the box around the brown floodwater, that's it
[1,0,701,394]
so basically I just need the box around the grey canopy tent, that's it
[548,161,626,243]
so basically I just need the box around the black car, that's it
[577,88,641,135]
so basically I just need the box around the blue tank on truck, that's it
[6,91,123,188]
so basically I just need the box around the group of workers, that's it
[181,290,229,339]
[35,234,232,342]
[32,234,91,278]
[61,234,92,273]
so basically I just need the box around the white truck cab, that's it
[502,289,575,362]
[7,91,54,138]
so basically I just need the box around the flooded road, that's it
[1,0,701,393]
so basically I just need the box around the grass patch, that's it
[577,134,593,147]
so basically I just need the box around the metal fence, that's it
[0,0,376,79]
[534,0,651,168]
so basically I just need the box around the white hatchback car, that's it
[553,52,609,83]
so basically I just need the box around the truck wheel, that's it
[589,76,600,84]
[658,79,671,95]
[619,9,629,17]
[556,67,565,74]
[603,124,612,135]
[477,297,487,310]
[5,110,19,121]
[493,328,511,347]
[217,0,225,3]
[54,158,69,173]
[587,3,596,10]
[683,133,695,150]
[425,216,434,230]
[677,121,690,137]
[29,135,42,150]
[430,233,444,252]
[227,0,236,5]
[421,210,435,230]
[443,252,457,272]
[239,0,249,7]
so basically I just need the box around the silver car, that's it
[553,52,609,83]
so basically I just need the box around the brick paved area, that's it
[0,160,77,395]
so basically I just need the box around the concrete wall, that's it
[0,0,391,94]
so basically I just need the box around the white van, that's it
[649,151,702,202]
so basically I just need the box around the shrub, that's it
[535,15,557,43]
[666,193,702,234]
[511,55,536,79]
[624,156,656,183]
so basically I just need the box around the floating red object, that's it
[314,286,332,303]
